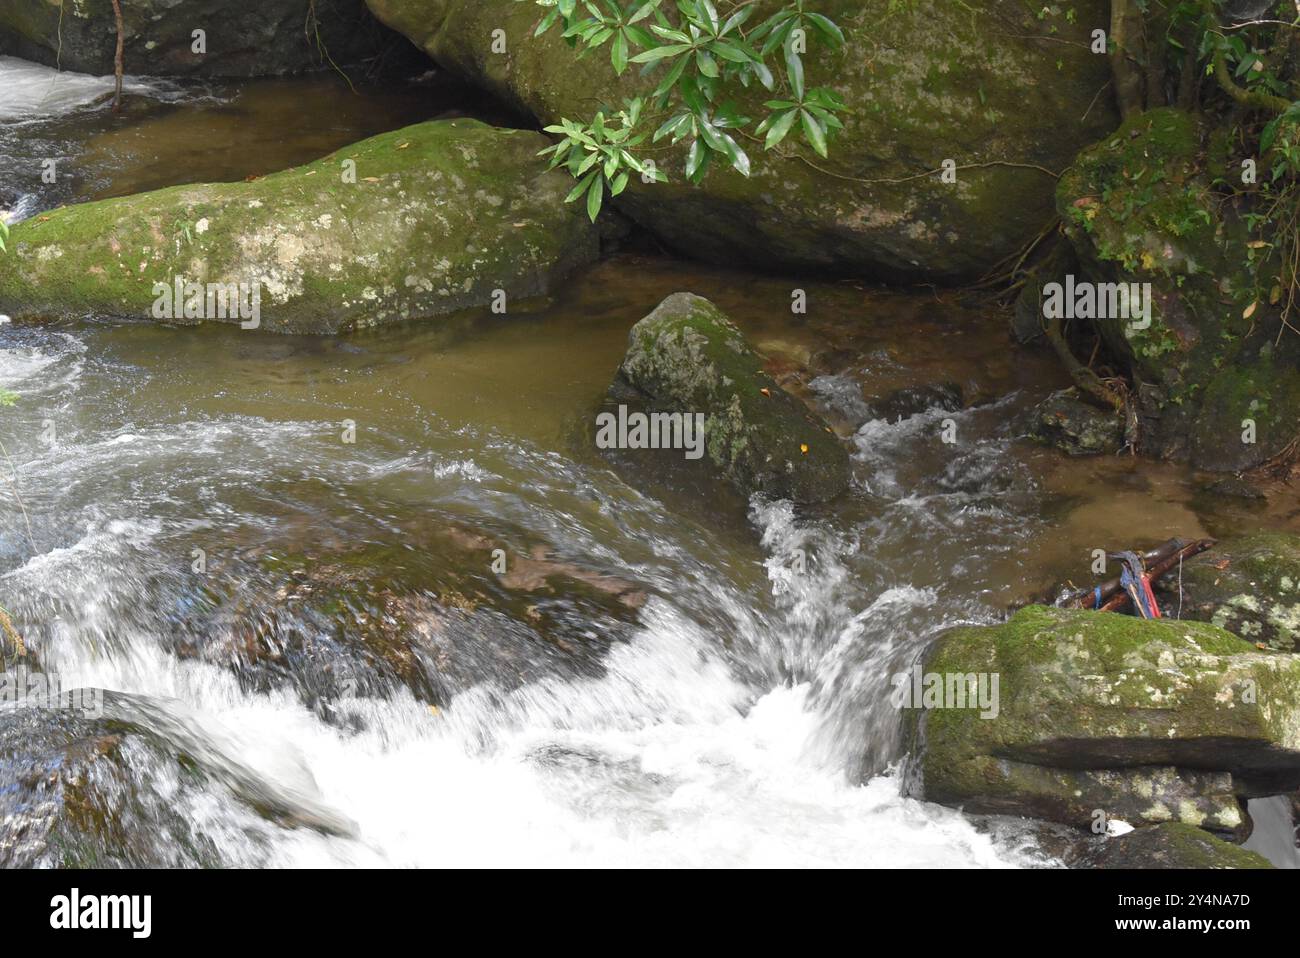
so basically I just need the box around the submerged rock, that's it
[0,119,600,333]
[1057,108,1300,471]
[0,706,205,867]
[0,0,387,77]
[0,692,354,866]
[905,605,1300,832]
[1026,388,1125,456]
[365,0,1116,282]
[615,293,851,504]
[1156,533,1300,652]
[866,382,963,424]
[159,515,648,719]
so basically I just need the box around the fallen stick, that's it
[1060,537,1215,611]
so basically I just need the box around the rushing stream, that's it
[2,59,1298,868]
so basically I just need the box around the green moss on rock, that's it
[365,0,1117,281]
[616,292,851,503]
[0,119,600,334]
[1026,387,1125,456]
[1160,534,1300,652]
[907,605,1300,828]
[1057,108,1300,470]
[1080,821,1273,869]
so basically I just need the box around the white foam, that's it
[0,55,185,121]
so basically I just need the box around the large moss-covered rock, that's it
[1157,534,1300,652]
[906,606,1300,829]
[365,0,1116,282]
[615,293,850,503]
[0,119,600,333]
[1057,108,1300,471]
[0,0,387,77]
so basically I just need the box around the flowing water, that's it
[2,60,1298,868]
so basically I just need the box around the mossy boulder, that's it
[1157,534,1300,652]
[615,293,850,503]
[1079,822,1273,869]
[365,0,1116,282]
[0,0,386,77]
[0,119,600,333]
[1026,387,1125,456]
[905,605,1300,830]
[1057,107,1300,471]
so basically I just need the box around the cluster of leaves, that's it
[0,216,8,255]
[522,0,848,219]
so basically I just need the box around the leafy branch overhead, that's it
[521,0,848,220]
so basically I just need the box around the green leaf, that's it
[804,13,845,47]
[720,132,750,176]
[653,53,689,98]
[685,138,706,180]
[612,30,628,73]
[708,39,750,63]
[586,175,605,221]
[630,43,692,63]
[784,40,805,100]
[764,108,798,149]
[566,170,598,203]
[629,2,658,25]
[649,24,691,44]
[800,108,828,157]
[535,7,561,37]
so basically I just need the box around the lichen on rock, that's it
[0,119,601,333]
[1158,533,1300,652]
[364,0,1117,282]
[905,605,1300,832]
[614,292,851,503]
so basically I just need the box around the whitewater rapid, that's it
[0,317,1049,868]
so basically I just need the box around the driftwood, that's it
[1059,537,1215,613]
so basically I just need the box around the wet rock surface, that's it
[906,606,1300,831]
[1026,388,1125,457]
[0,119,600,333]
[1157,533,1300,652]
[365,0,1116,282]
[614,293,851,503]
[1076,822,1273,869]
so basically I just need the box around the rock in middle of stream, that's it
[610,292,851,504]
[0,119,600,333]
[903,606,1300,844]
